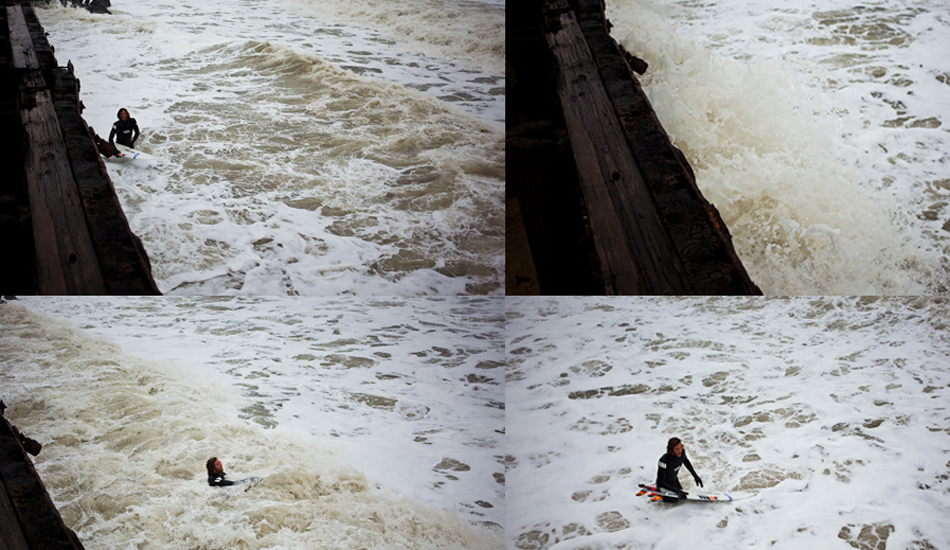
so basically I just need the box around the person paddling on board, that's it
[206,457,237,487]
[656,437,703,501]
[109,108,140,150]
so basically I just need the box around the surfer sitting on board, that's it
[206,457,237,487]
[109,108,140,150]
[657,437,703,501]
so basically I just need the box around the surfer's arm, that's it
[683,455,703,487]
[108,124,117,145]
[130,120,140,146]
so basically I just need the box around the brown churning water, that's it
[1,298,504,549]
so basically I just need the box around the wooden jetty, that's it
[0,0,159,295]
[0,402,87,550]
[507,0,761,295]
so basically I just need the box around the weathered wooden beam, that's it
[575,0,760,294]
[6,5,37,69]
[16,2,55,69]
[20,70,108,294]
[544,0,691,294]
[50,67,160,295]
[507,0,607,294]
[0,470,32,550]
[508,0,760,294]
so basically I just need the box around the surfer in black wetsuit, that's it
[656,437,703,501]
[109,108,140,149]
[206,457,236,487]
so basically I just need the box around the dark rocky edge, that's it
[0,400,88,549]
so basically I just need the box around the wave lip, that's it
[276,0,505,75]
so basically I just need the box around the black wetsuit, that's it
[109,118,140,148]
[656,451,700,498]
[208,471,236,487]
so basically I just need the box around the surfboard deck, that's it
[114,143,156,161]
[637,483,755,502]
[234,476,261,490]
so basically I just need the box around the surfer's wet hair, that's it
[667,437,682,454]
[206,457,218,475]
[116,108,130,119]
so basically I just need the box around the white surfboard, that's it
[638,483,755,502]
[233,476,261,491]
[114,143,157,161]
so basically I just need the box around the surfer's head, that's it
[206,456,223,475]
[667,437,683,457]
[117,108,130,121]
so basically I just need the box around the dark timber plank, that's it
[20,71,107,294]
[50,68,161,295]
[5,5,36,70]
[576,0,759,294]
[508,0,760,295]
[544,0,690,294]
[0,474,31,550]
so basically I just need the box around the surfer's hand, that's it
[677,489,687,498]
[694,475,703,488]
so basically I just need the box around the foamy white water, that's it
[34,0,504,295]
[0,297,503,549]
[506,296,950,550]
[275,0,505,76]
[607,0,950,294]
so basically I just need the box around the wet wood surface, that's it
[545,0,689,294]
